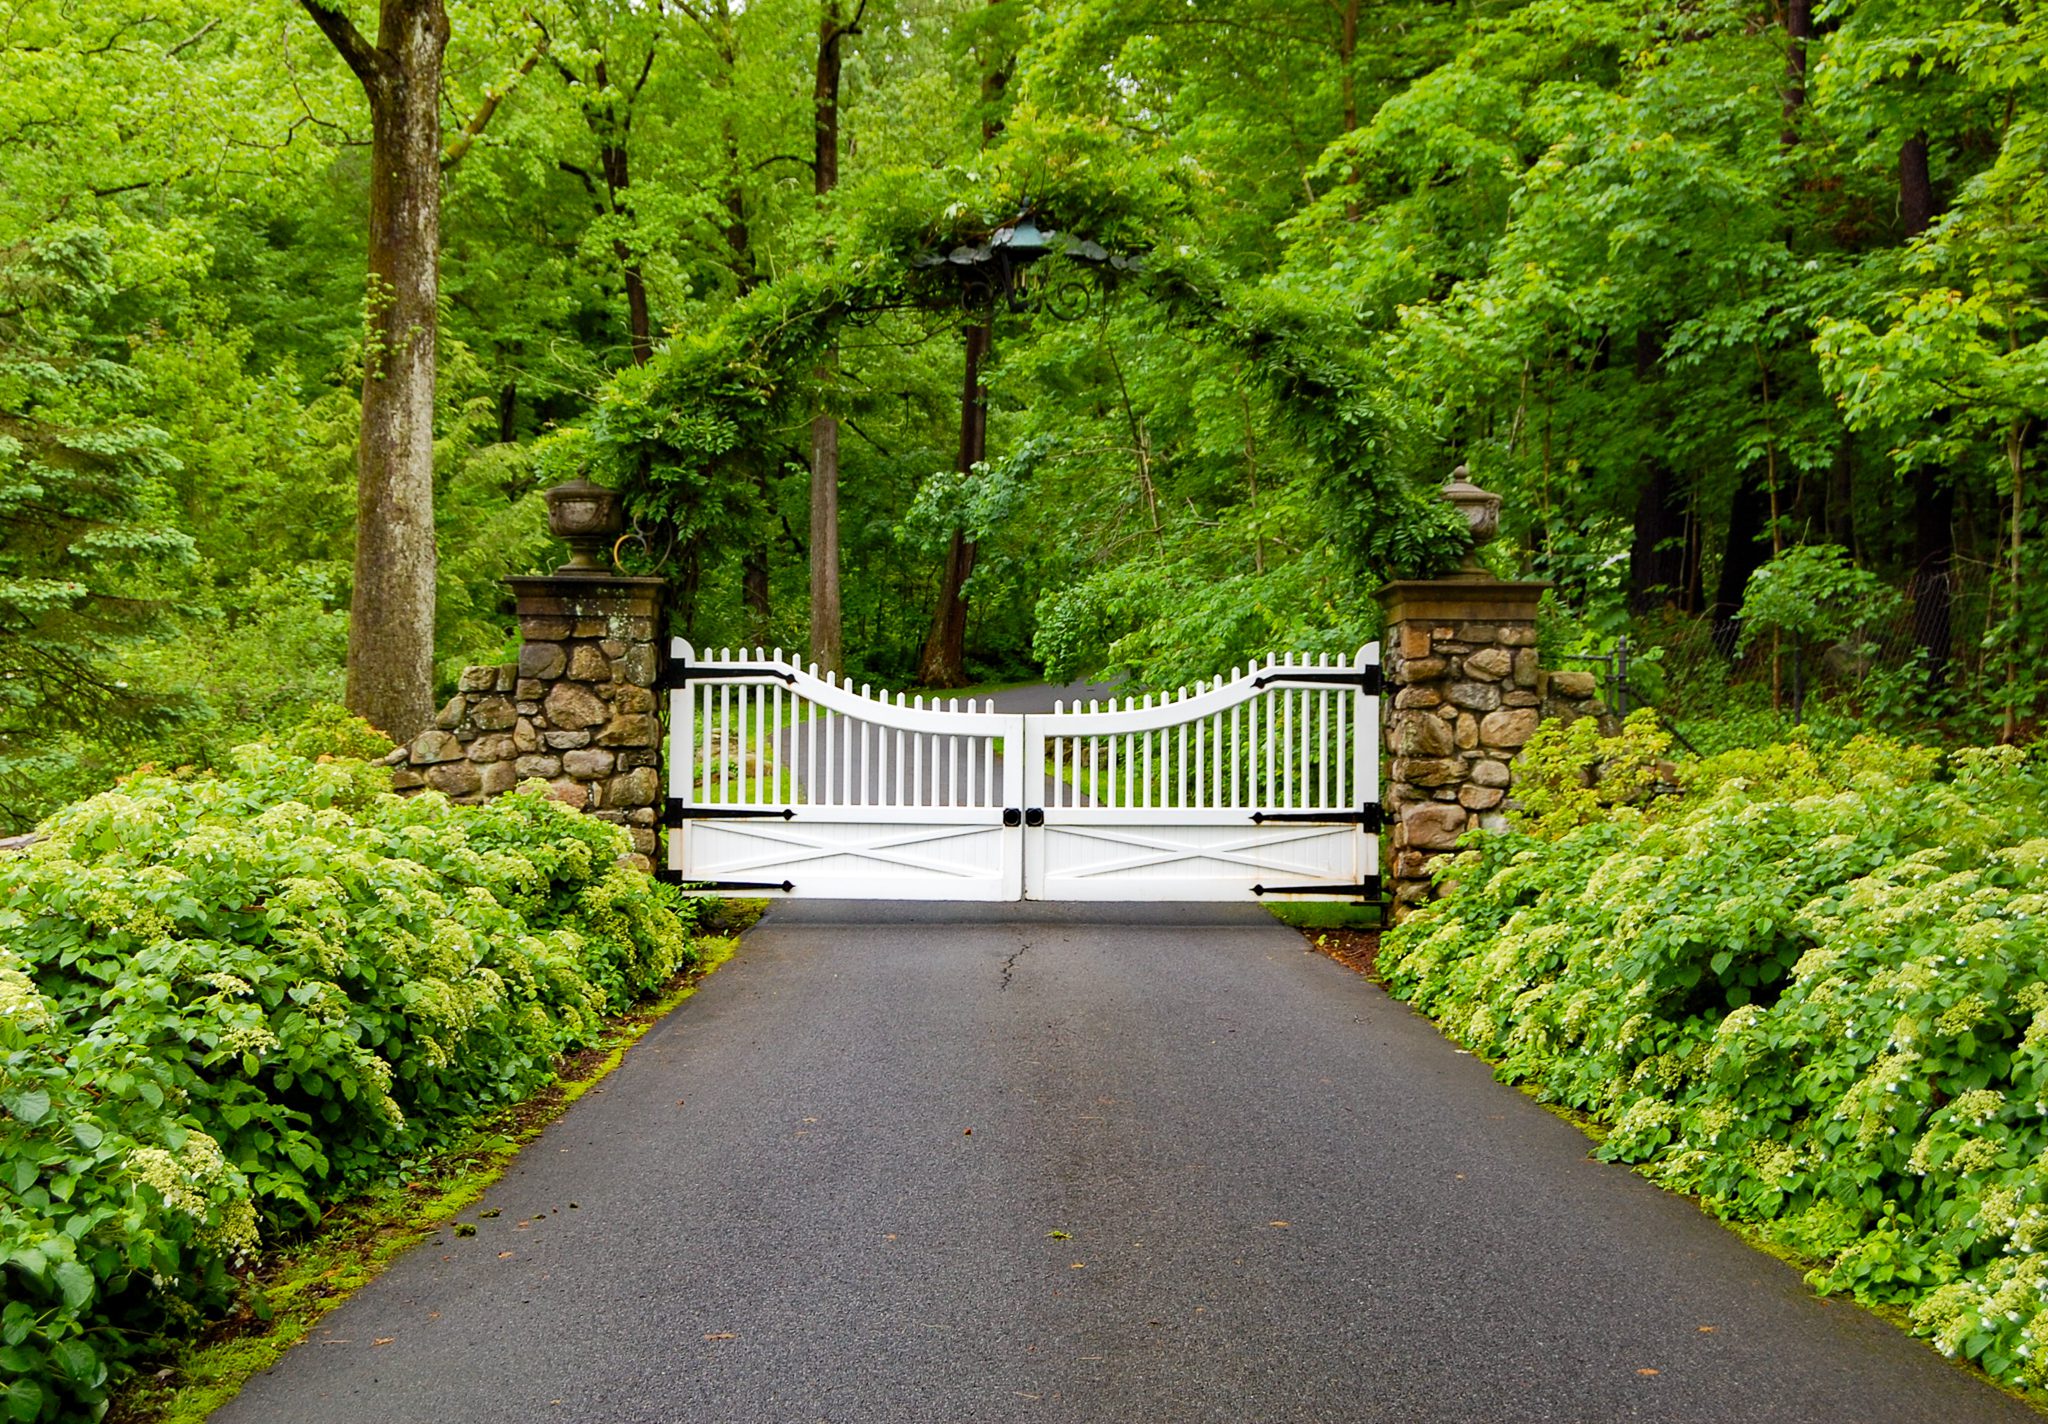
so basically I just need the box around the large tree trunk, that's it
[301,0,450,742]
[808,0,851,673]
[917,321,991,687]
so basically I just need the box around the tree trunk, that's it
[1627,329,1686,614]
[1900,130,1954,683]
[808,0,850,673]
[1781,0,1813,143]
[808,406,842,672]
[1827,434,1856,552]
[1629,466,1689,615]
[743,552,771,645]
[301,0,450,742]
[917,321,990,687]
[1712,475,1771,656]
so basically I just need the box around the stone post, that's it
[1377,468,1610,919]
[387,572,666,871]
[1378,577,1547,916]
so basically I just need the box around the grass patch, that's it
[107,911,759,1424]
[1264,900,1384,931]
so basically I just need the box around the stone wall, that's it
[1379,578,1610,918]
[383,573,666,872]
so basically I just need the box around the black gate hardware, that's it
[1024,808,1045,827]
[1250,804,1383,831]
[673,662,798,685]
[687,879,795,892]
[672,805,797,821]
[1251,666,1382,695]
[1003,808,1022,827]
[1251,876,1382,900]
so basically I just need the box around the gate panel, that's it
[667,643,1024,899]
[1019,646,1380,902]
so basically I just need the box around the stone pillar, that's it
[386,573,666,871]
[1379,577,1606,919]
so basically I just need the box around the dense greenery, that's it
[0,725,701,1421]
[6,0,2041,824]
[1382,720,2048,1395]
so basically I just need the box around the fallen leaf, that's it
[453,1224,476,1238]
[1637,1368,1659,1377]
[1070,1262,1085,1269]
[963,1127,973,1136]
[1269,1220,1290,1228]
[884,1234,897,1241]
[1697,1325,1716,1333]
[478,1209,501,1219]
[1047,1230,1071,1240]
[498,1251,515,1259]
[373,1338,394,1347]
[704,1332,737,1341]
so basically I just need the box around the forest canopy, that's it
[2,0,2044,828]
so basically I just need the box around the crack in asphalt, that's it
[999,939,1029,990]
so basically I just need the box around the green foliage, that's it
[1381,731,2048,1393]
[1737,545,1903,656]
[0,742,699,1420]
[0,232,198,825]
[1505,710,1673,841]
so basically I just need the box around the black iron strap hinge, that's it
[687,879,795,893]
[1250,803,1383,830]
[673,662,797,685]
[1250,875,1383,900]
[1251,666,1381,695]
[671,804,796,821]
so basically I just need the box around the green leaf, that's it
[4,1377,46,1424]
[49,1340,103,1388]
[51,1260,94,1312]
[2,1090,50,1125]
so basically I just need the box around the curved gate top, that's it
[665,641,1380,903]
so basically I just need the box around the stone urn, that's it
[1440,465,1502,576]
[544,477,624,573]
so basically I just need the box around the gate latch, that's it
[1003,808,1022,827]
[1024,808,1045,827]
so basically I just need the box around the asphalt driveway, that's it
[213,903,2038,1423]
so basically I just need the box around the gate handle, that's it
[1003,808,1022,827]
[1024,808,1044,827]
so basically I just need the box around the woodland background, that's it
[5,0,2044,832]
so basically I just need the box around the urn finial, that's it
[543,477,623,574]
[1439,464,1502,575]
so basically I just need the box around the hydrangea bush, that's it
[1380,725,2048,1395]
[0,739,700,1422]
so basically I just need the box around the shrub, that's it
[1380,732,2048,1392]
[0,743,700,1421]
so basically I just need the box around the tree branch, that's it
[166,17,221,57]
[295,0,383,90]
[443,23,550,171]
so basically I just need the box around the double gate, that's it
[665,640,1380,902]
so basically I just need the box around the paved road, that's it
[215,905,2037,1423]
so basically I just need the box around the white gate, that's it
[665,641,1380,903]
